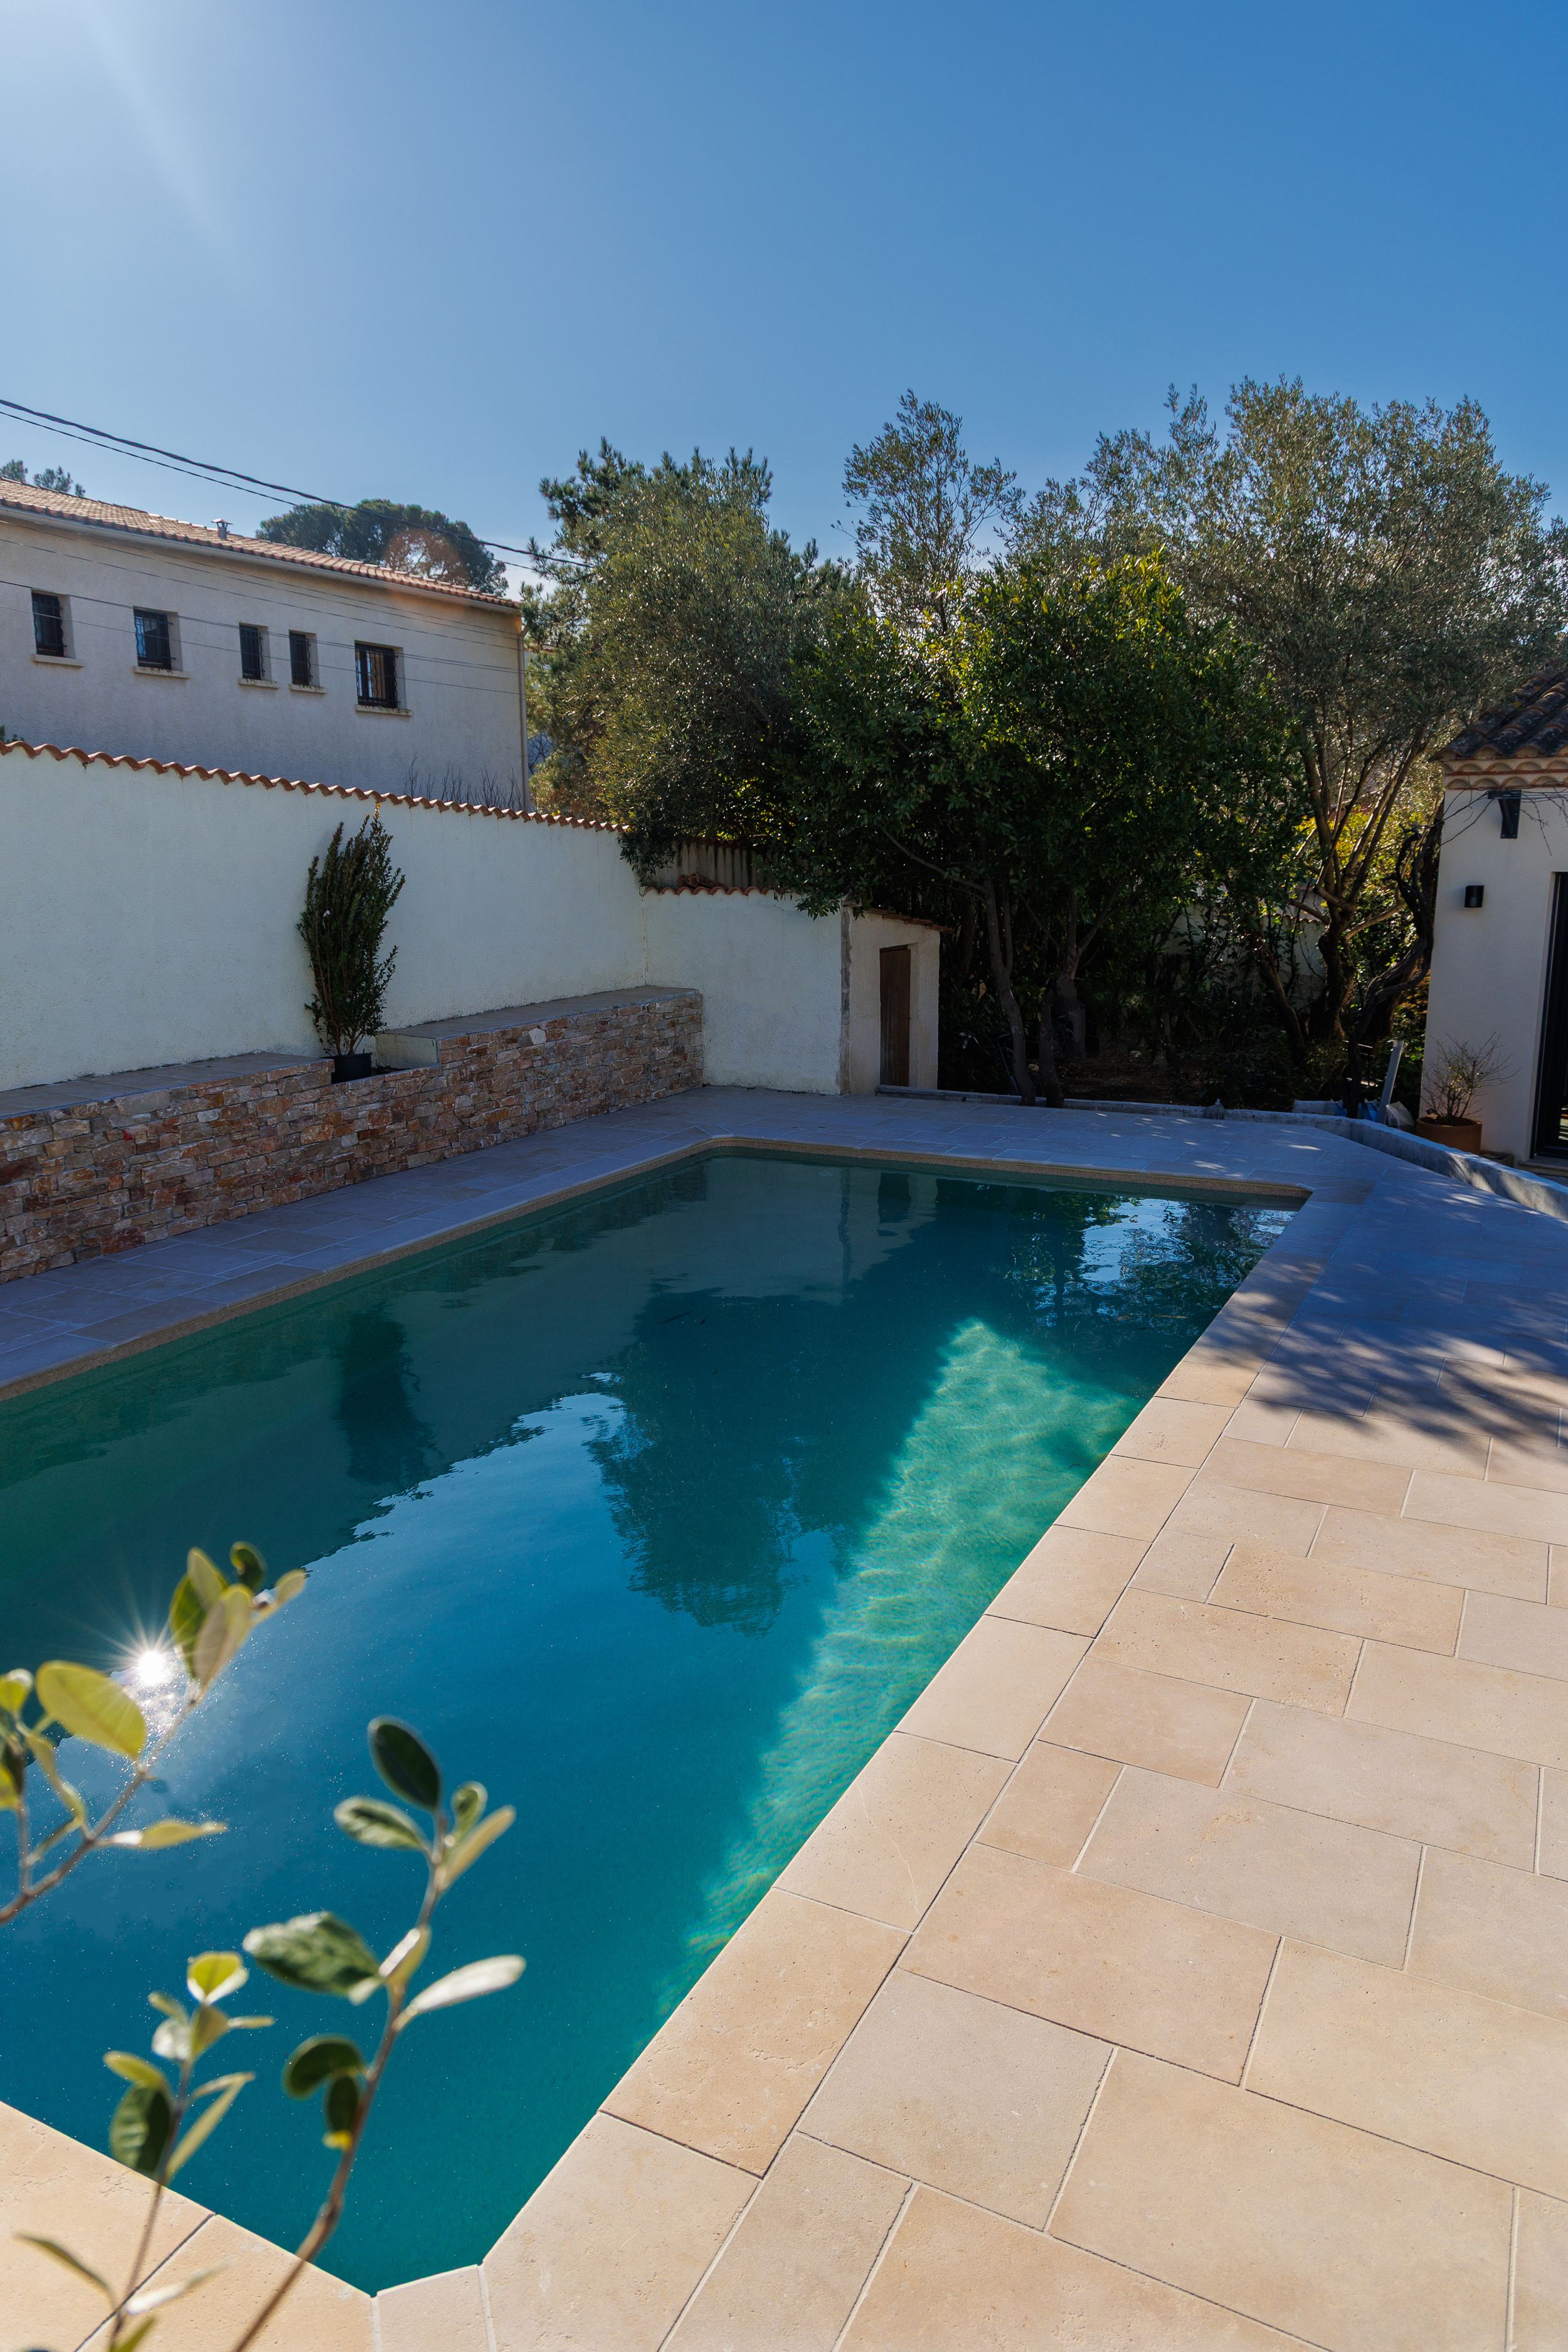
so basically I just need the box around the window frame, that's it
[30,589,70,659]
[134,607,178,674]
[288,629,319,691]
[238,622,270,684]
[354,640,401,711]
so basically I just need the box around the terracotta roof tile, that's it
[0,478,514,608]
[0,736,620,827]
[1446,666,1568,763]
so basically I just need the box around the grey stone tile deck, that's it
[9,1087,1568,2349]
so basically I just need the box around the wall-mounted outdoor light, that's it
[1463,884,1485,908]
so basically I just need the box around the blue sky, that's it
[2,0,1562,568]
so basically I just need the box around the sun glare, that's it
[133,1647,173,1690]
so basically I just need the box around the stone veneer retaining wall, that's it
[0,987,702,1283]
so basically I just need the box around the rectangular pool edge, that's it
[0,1129,1313,1406]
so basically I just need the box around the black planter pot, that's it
[332,1052,376,1084]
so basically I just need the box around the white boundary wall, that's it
[0,741,938,1098]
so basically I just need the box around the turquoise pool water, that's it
[0,1152,1290,2289]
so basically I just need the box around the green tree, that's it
[526,446,841,865]
[300,811,406,1061]
[258,498,506,596]
[776,556,1291,1104]
[843,390,1019,635]
[2,458,87,495]
[1011,380,1568,1086]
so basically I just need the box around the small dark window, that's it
[134,608,174,670]
[355,641,399,709]
[31,590,66,657]
[238,623,267,681]
[289,630,315,688]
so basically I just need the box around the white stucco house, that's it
[1426,667,1568,1163]
[0,477,527,801]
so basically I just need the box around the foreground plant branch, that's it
[0,1545,305,1928]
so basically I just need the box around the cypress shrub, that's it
[299,810,406,1060]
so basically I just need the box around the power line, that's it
[0,395,536,560]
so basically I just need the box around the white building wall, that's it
[0,744,938,1099]
[842,909,941,1093]
[0,511,524,800]
[1424,785,1566,1159]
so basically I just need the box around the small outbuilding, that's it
[1426,667,1568,1163]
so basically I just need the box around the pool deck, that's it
[7,1085,1568,2350]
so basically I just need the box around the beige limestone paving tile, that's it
[1205,1434,1413,1513]
[975,1739,1120,1868]
[1350,1641,1568,1769]
[1051,2048,1511,2352]
[79,2214,372,2352]
[664,2134,906,2352]
[839,2185,1303,2351]
[1544,1769,1568,1878]
[1225,1699,1537,1867]
[1112,1395,1231,1467]
[1096,1587,1359,1714]
[1489,1439,1568,1495]
[1157,1357,1261,1408]
[1,2098,207,2352]
[802,1970,1107,2227]
[1222,1397,1300,1446]
[1054,1454,1193,1540]
[1313,1503,1548,1599]
[897,1619,1087,1760]
[1080,1767,1420,1964]
[604,1888,903,2173]
[1460,1591,1568,1682]
[778,1732,1009,1931]
[901,1842,1276,2081]
[1286,1408,1490,1475]
[1042,1655,1249,1784]
[1407,1846,1568,2019]
[485,2114,752,2352]
[1130,1525,1230,1597]
[1165,1476,1325,1555]
[1406,1468,1568,1544]
[1211,1540,1462,1652]
[1249,1939,1568,2198]
[984,1524,1142,1636]
[1515,2191,1568,2352]
[1551,1545,1568,1606]
[377,2267,489,2352]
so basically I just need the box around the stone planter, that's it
[332,1052,376,1083]
[1417,1115,1483,1152]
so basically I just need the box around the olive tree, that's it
[1012,379,1568,1083]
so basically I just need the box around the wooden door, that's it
[879,945,911,1087]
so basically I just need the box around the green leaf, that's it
[125,2264,223,2315]
[272,1568,308,1607]
[152,2015,192,2064]
[20,1727,85,1823]
[369,1719,442,1811]
[34,1662,145,1759]
[148,1991,188,2022]
[104,2052,169,2093]
[166,2074,252,2178]
[452,1782,486,1836]
[379,1926,428,1991]
[0,1666,32,1715]
[0,1742,21,1809]
[168,1573,206,1677]
[223,2015,274,2032]
[282,2034,366,2098]
[322,2070,361,2147]
[110,2081,173,2175]
[441,1804,516,1886]
[191,2006,230,2057]
[334,1796,428,1853]
[243,1912,381,1996]
[401,1955,524,2021]
[228,1541,268,1592]
[193,1586,252,1687]
[116,2316,159,2351]
[109,1818,226,1851]
[14,2233,114,2298]
[186,1547,228,1609]
[188,1952,248,2005]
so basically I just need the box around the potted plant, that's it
[1417,1036,1510,1152]
[299,810,406,1081]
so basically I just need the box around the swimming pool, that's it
[0,1150,1290,2289]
